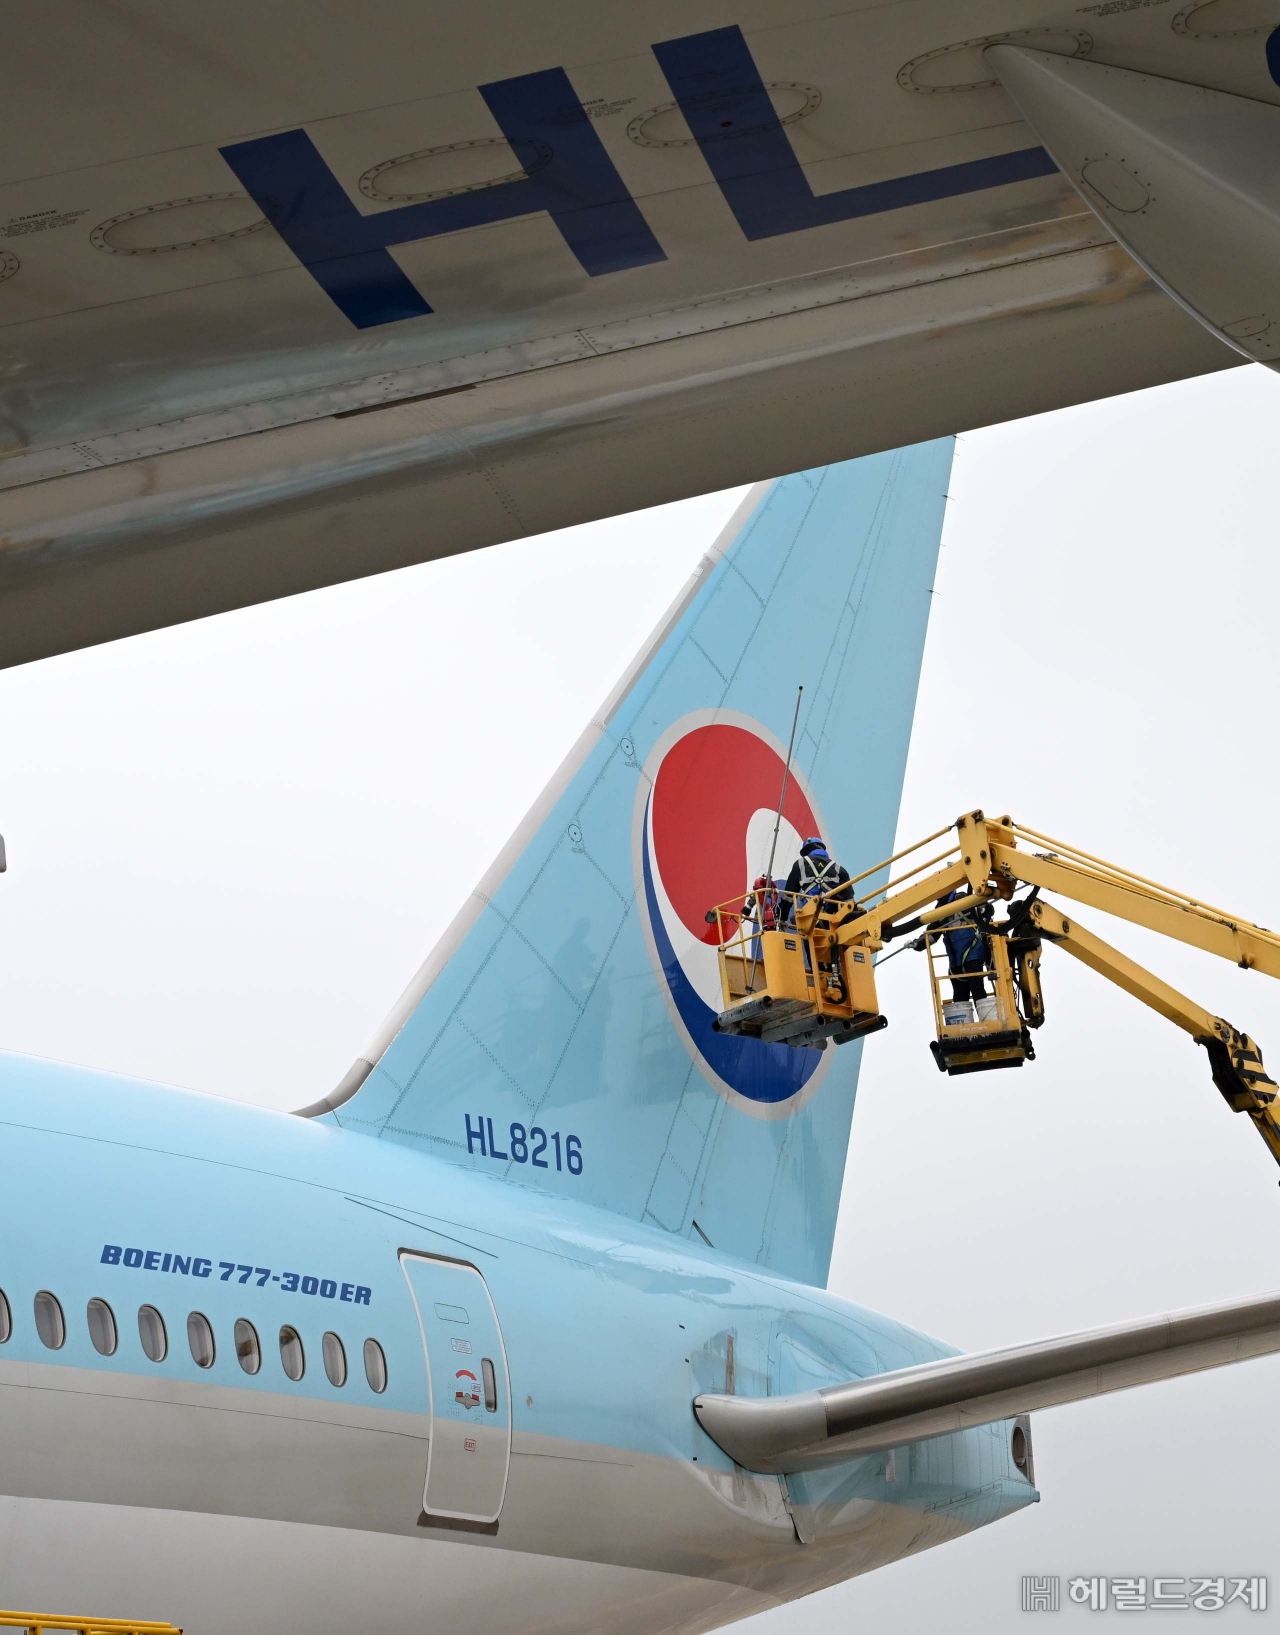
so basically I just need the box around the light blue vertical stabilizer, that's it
[310,444,952,1285]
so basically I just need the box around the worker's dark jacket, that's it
[784,851,853,916]
[937,889,988,974]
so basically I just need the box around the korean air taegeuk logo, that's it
[633,710,832,1116]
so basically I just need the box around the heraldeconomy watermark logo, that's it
[1021,1577,1267,1613]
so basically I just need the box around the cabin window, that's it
[138,1305,167,1362]
[34,1291,65,1350]
[234,1318,261,1375]
[363,1337,387,1394]
[481,1356,498,1412]
[322,1331,347,1387]
[0,1289,11,1343]
[87,1298,117,1356]
[187,1311,215,1368]
[279,1325,305,1381]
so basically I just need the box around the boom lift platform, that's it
[709,811,1280,1169]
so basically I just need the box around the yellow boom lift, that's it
[709,811,1280,1168]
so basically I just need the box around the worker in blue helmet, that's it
[783,836,852,927]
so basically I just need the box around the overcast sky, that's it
[1,363,1277,1627]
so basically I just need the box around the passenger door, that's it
[400,1253,512,1527]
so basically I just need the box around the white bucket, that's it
[974,995,1000,1024]
[942,999,973,1027]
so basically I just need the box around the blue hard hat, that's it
[800,836,826,854]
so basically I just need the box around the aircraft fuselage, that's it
[0,1051,1033,1632]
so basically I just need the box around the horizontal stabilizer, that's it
[694,1289,1280,1472]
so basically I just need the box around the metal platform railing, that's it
[0,1613,182,1635]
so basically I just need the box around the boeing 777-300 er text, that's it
[3,2,1280,665]
[2,451,1278,1632]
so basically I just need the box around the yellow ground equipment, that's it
[0,1615,181,1635]
[709,892,887,1053]
[711,810,1280,1169]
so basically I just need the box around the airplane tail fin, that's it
[307,444,952,1285]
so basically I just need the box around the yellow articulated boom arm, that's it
[837,809,1280,968]
[1026,899,1280,1166]
[710,808,1280,1171]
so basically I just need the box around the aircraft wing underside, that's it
[1,0,1258,667]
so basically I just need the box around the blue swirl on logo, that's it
[641,793,821,1105]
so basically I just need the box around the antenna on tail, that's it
[763,686,803,887]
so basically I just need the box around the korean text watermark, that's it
[1022,1577,1267,1613]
